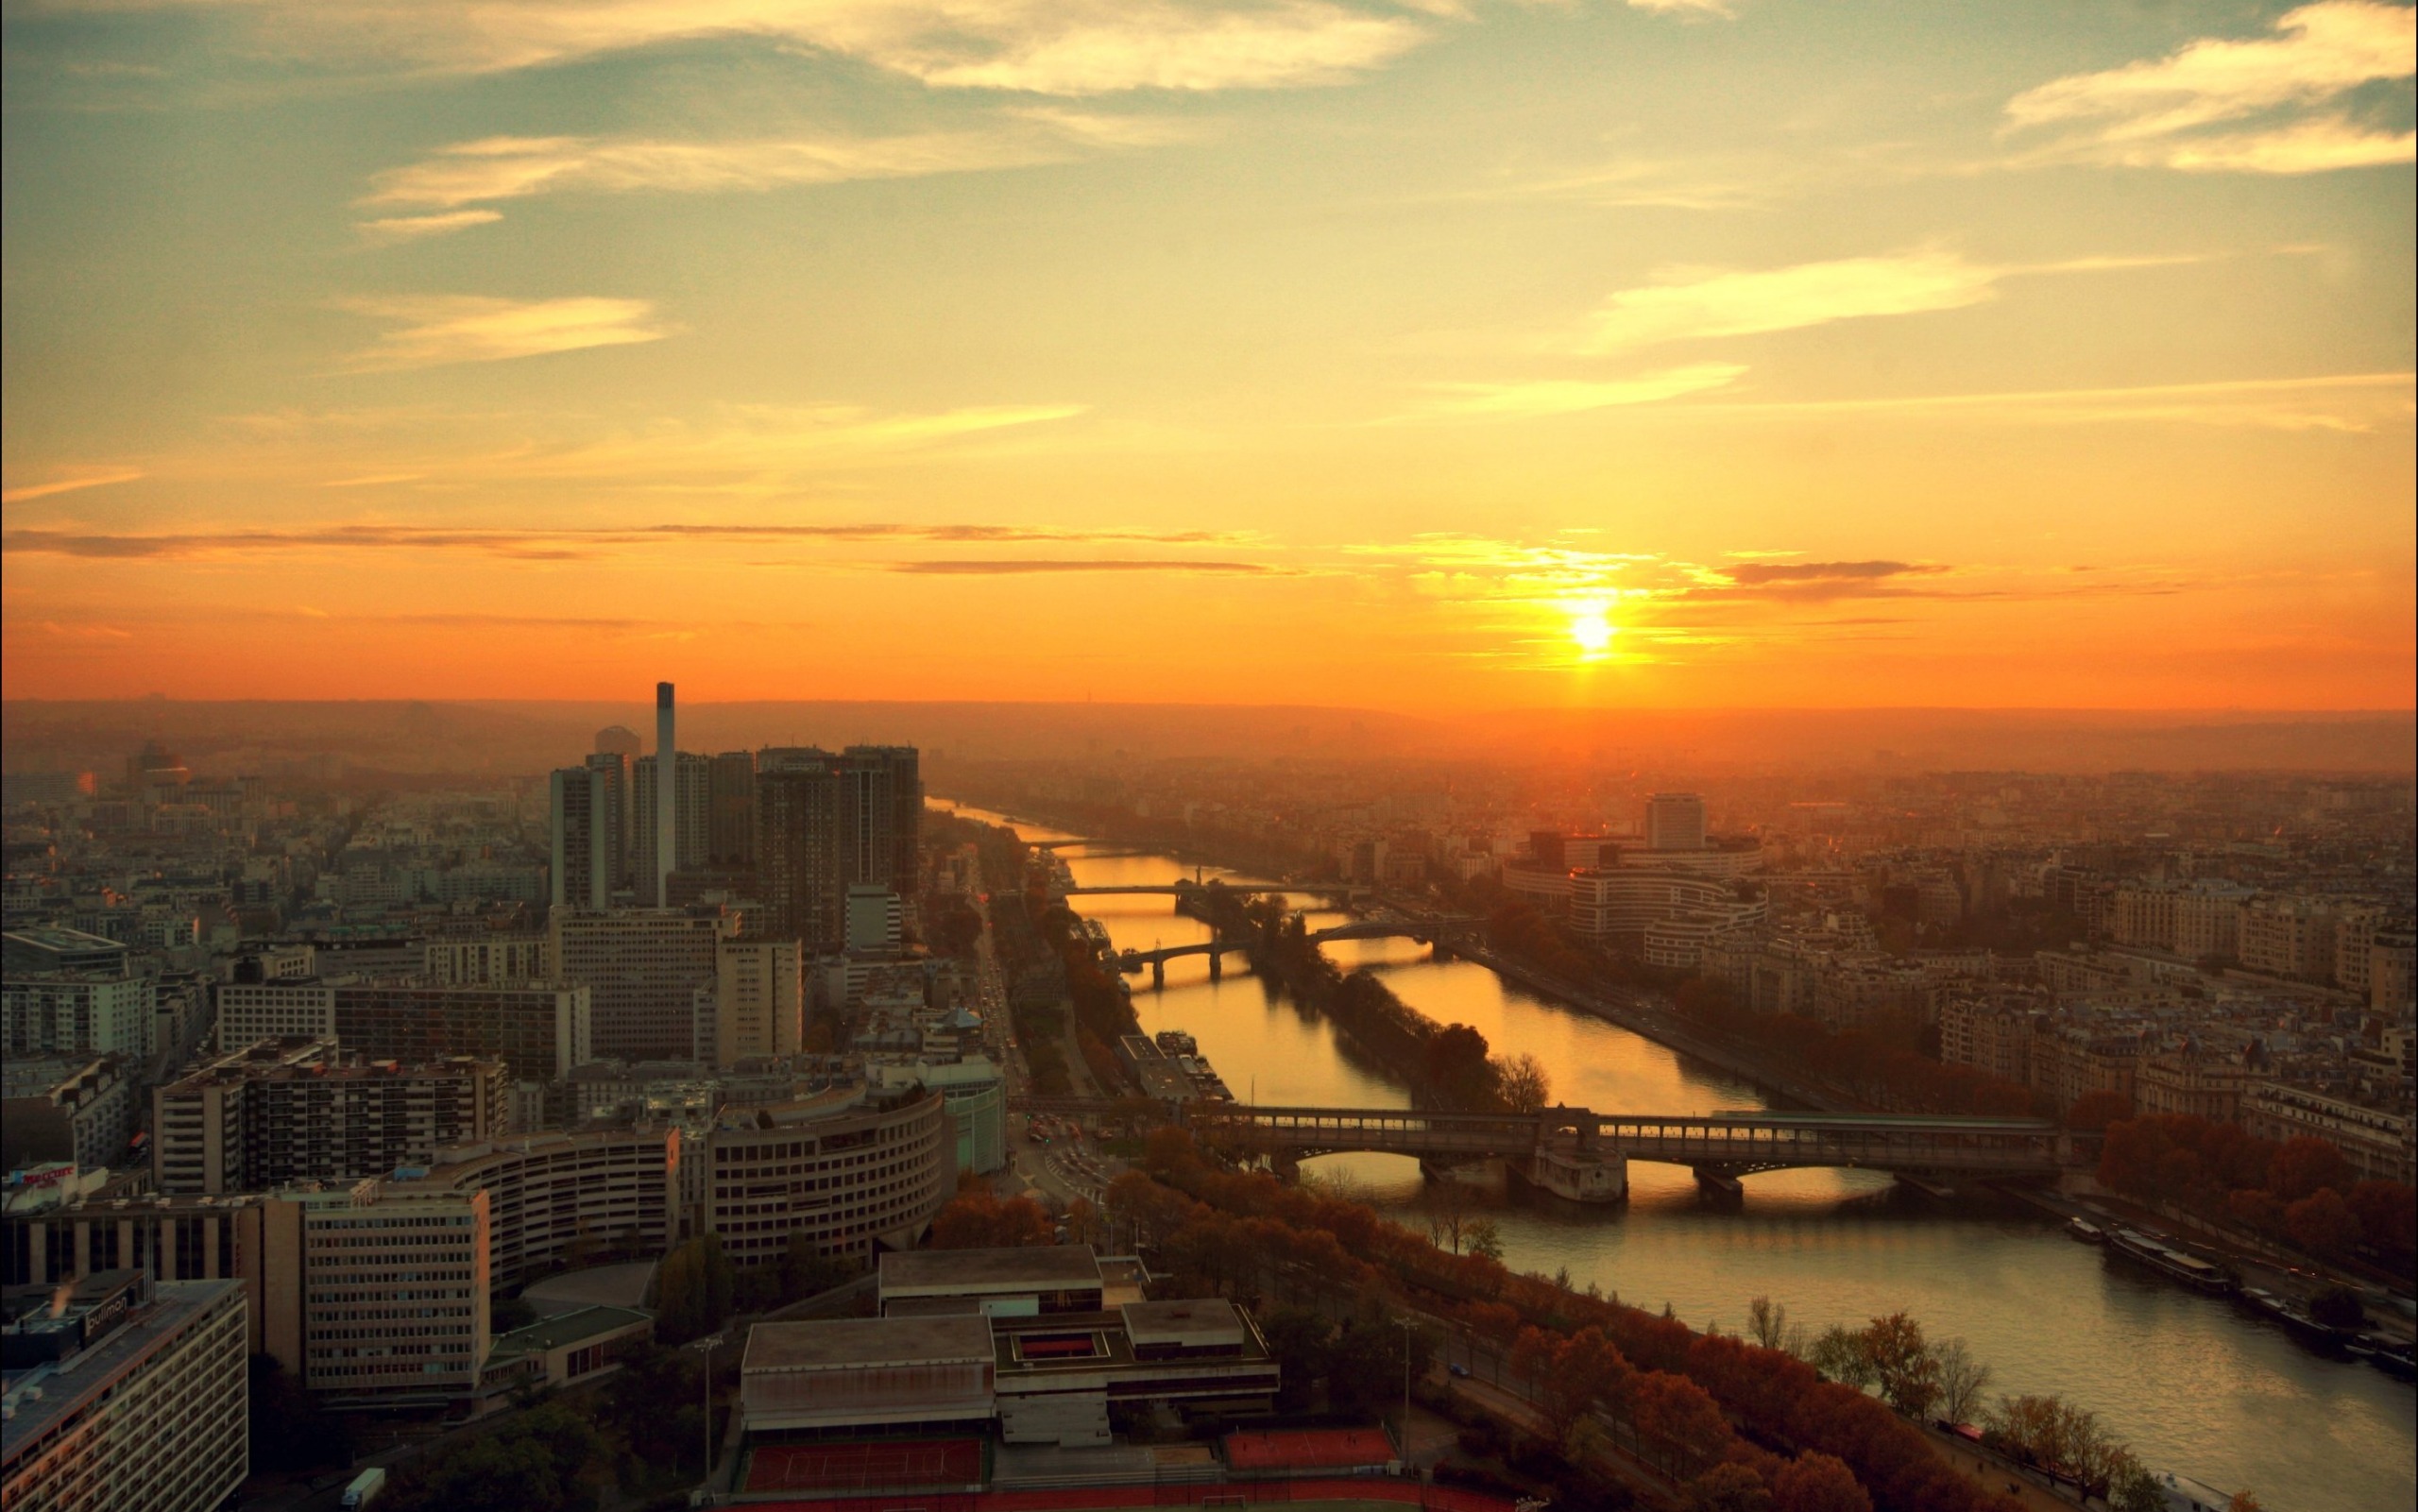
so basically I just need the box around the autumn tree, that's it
[2285,1188,2360,1258]
[1629,1369,1731,1476]
[1684,1462,1775,1512]
[2267,1137,2350,1202]
[1853,1313,1940,1419]
[929,1187,1053,1249]
[1772,1453,1873,1512]
[1513,1325,1633,1446]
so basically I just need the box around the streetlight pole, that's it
[690,1333,725,1504]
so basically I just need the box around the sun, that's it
[1566,600,1617,661]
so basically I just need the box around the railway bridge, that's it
[1113,918,1436,986]
[1183,1103,2067,1202]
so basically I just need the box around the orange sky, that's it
[4,2,2412,709]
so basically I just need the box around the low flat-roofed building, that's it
[1121,1298,1246,1357]
[878,1245,1103,1316]
[479,1304,654,1400]
[742,1314,996,1434]
[739,1299,1280,1451]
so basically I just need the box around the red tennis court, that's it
[743,1438,985,1492]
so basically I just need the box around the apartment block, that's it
[154,1038,507,1195]
[0,1275,248,1512]
[266,1181,491,1405]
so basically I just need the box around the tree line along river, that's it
[937,803,2415,1512]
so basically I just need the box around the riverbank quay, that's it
[2001,1180,2418,1343]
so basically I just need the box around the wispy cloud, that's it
[1700,371,2415,433]
[1569,250,2006,353]
[355,210,502,245]
[1,521,1241,562]
[335,295,673,371]
[1719,559,1942,586]
[886,558,1276,574]
[1415,363,1745,418]
[162,0,1433,97]
[2005,2,2415,174]
[1564,249,2206,354]
[1,467,145,505]
[360,130,1073,224]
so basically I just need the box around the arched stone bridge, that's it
[1184,1103,2067,1202]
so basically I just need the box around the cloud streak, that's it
[1415,363,1746,418]
[2005,2,2415,174]
[886,558,1277,574]
[1,521,1244,562]
[162,0,1433,97]
[361,130,1073,219]
[1,468,146,505]
[335,295,673,370]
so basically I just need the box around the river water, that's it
[942,804,2415,1511]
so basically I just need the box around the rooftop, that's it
[1,1280,240,1464]
[487,1305,653,1358]
[744,1315,996,1373]
[1121,1299,1246,1351]
[879,1246,1102,1298]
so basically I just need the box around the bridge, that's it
[1112,919,1434,986]
[1183,1104,2066,1202]
[1064,882,1364,899]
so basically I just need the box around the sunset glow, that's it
[2,2,2410,709]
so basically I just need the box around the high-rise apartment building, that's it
[708,750,758,864]
[216,977,591,1084]
[758,755,846,952]
[0,1275,248,1512]
[633,751,712,905]
[2239,897,2339,982]
[711,938,804,1065]
[843,745,923,898]
[1643,792,1708,853]
[154,1039,509,1196]
[550,764,609,910]
[548,908,734,1062]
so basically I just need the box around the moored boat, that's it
[2066,1217,2104,1244]
[2108,1229,2237,1296]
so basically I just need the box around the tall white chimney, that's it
[656,681,676,907]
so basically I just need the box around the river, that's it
[939,803,2416,1512]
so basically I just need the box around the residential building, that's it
[549,908,733,1062]
[423,934,550,985]
[2239,897,2338,983]
[153,1038,508,1195]
[0,1275,247,1512]
[707,751,758,865]
[2240,1083,2415,1185]
[215,976,590,1085]
[845,885,903,953]
[633,752,712,906]
[1643,792,1707,853]
[265,1181,490,1405]
[0,1059,133,1173]
[713,938,804,1065]
[703,1082,954,1268]
[870,1057,1006,1176]
[2135,1054,2260,1124]
[3,968,153,1062]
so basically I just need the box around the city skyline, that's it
[5,1,2412,709]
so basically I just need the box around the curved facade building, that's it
[706,1083,956,1267]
